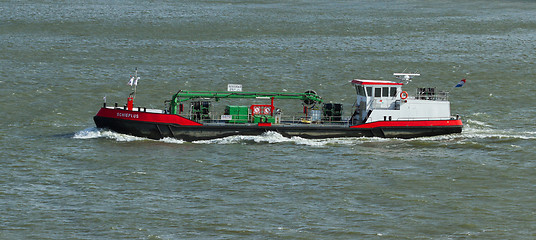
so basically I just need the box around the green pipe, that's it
[169,90,323,115]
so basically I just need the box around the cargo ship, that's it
[94,72,462,141]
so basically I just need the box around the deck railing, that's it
[415,88,449,101]
[177,111,351,126]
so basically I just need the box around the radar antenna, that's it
[393,72,420,84]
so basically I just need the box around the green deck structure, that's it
[169,90,323,115]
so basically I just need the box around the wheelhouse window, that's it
[382,87,389,97]
[390,87,397,97]
[374,88,382,97]
[355,85,365,96]
[366,87,373,97]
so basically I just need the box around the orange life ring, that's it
[400,91,408,100]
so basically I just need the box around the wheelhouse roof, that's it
[351,79,403,86]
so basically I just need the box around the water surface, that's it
[1,0,536,239]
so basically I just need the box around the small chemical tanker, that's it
[94,73,462,141]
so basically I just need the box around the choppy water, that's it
[2,0,536,239]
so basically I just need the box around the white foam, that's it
[73,127,147,142]
[160,137,186,144]
[73,128,442,146]
[75,123,535,145]
[192,131,390,146]
[465,119,492,128]
[193,131,294,145]
[73,127,104,139]
[459,125,536,140]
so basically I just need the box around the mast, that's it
[132,67,138,99]
[126,68,139,111]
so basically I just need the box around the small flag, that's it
[128,76,135,86]
[455,79,466,87]
[134,77,140,86]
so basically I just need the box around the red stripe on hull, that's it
[350,119,463,128]
[95,108,202,126]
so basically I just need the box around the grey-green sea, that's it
[1,0,536,239]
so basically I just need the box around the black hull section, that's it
[94,116,462,141]
[371,126,462,138]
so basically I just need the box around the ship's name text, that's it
[117,112,139,119]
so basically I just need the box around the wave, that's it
[461,127,536,140]
[73,128,387,146]
[192,131,391,146]
[465,119,492,128]
[73,127,149,142]
[74,124,535,146]
[73,128,188,144]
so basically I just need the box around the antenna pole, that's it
[133,67,138,99]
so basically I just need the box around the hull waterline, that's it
[94,108,462,141]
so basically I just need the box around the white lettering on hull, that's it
[117,112,139,119]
